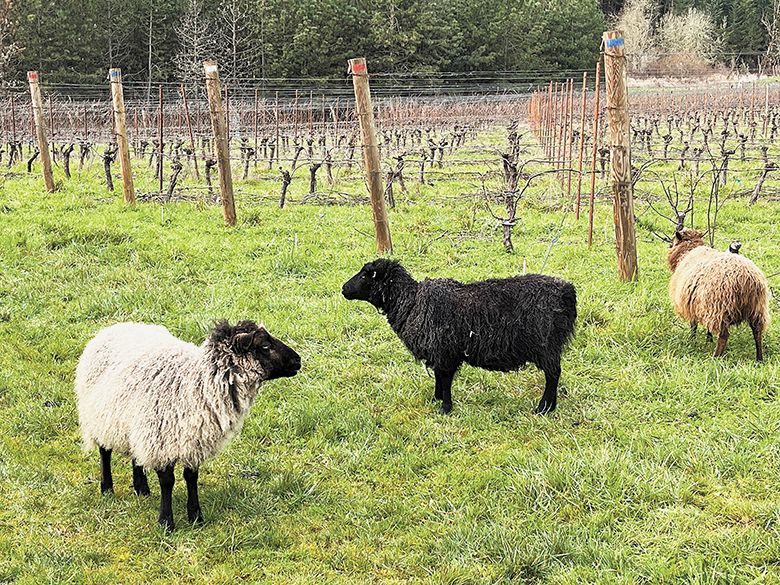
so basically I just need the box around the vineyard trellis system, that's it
[3,53,780,279]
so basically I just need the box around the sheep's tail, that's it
[753,277,772,332]
[561,281,578,346]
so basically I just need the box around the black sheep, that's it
[342,259,577,414]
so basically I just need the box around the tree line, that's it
[0,0,776,88]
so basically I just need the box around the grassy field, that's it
[1,132,780,584]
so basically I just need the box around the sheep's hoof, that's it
[133,485,151,496]
[188,508,205,525]
[534,402,556,415]
[440,403,452,415]
[100,482,114,495]
[158,516,175,532]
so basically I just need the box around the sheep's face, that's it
[213,320,301,383]
[233,325,301,381]
[342,259,392,307]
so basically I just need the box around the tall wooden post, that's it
[203,60,237,226]
[109,68,135,204]
[348,57,392,253]
[27,71,55,192]
[602,30,638,281]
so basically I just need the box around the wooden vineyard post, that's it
[576,71,588,219]
[203,61,237,226]
[109,68,136,204]
[348,57,393,254]
[602,30,638,281]
[27,71,55,192]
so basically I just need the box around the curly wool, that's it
[75,322,268,470]
[373,262,576,374]
[668,229,770,335]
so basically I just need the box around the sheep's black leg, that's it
[750,321,764,362]
[713,327,729,357]
[435,369,455,414]
[183,467,204,524]
[536,361,560,414]
[433,372,443,401]
[132,460,150,496]
[99,446,113,494]
[156,465,175,531]
[690,321,697,337]
[706,331,713,343]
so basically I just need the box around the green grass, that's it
[1,133,779,584]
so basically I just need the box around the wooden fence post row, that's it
[527,40,634,284]
[27,71,55,192]
[203,60,237,227]
[349,57,393,254]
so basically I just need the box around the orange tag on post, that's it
[352,62,367,74]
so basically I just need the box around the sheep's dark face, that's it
[341,259,392,307]
[228,321,301,380]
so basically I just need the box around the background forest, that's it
[0,0,778,87]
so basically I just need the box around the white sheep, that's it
[75,320,301,530]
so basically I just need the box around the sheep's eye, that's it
[260,344,272,351]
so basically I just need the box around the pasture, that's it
[1,117,779,583]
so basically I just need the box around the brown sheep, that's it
[667,228,770,360]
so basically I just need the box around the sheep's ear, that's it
[233,332,254,353]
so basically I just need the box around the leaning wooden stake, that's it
[602,30,638,281]
[349,57,392,253]
[203,60,237,226]
[27,71,55,192]
[109,68,135,204]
